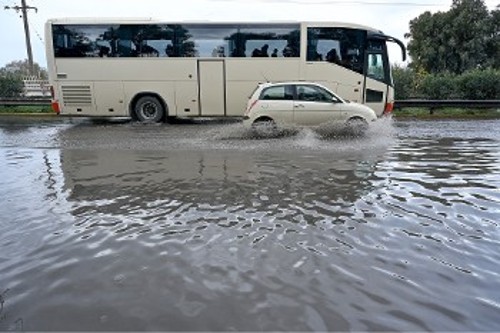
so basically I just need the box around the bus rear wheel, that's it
[134,96,165,123]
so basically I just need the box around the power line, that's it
[283,0,443,6]
[333,1,441,5]
[29,20,44,45]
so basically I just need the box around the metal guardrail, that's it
[1,97,499,109]
[394,99,500,109]
[0,97,51,106]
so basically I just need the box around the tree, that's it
[0,74,23,97]
[0,60,48,97]
[0,59,48,79]
[405,0,498,74]
[392,65,415,99]
[485,6,500,69]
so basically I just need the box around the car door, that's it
[258,85,294,124]
[292,85,344,126]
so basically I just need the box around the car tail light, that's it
[244,100,258,116]
[51,101,60,114]
[383,102,394,115]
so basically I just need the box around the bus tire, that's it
[134,96,165,123]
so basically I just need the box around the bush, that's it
[0,74,23,98]
[391,66,500,100]
[392,65,415,100]
[456,68,500,99]
[419,72,459,99]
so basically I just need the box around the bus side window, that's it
[231,24,300,58]
[307,27,365,75]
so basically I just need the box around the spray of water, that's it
[178,116,397,155]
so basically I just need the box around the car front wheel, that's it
[346,118,369,135]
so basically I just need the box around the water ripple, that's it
[1,119,500,330]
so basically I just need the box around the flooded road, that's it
[1,116,499,331]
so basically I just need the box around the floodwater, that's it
[0,116,499,331]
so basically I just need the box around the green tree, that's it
[419,72,459,99]
[392,65,416,99]
[456,68,500,99]
[0,60,48,97]
[1,59,48,79]
[0,74,23,97]
[405,0,498,74]
[485,6,500,69]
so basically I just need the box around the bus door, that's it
[363,51,389,116]
[198,60,226,116]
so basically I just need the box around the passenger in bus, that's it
[110,37,119,57]
[271,48,278,57]
[260,44,269,57]
[313,51,323,61]
[230,40,246,57]
[165,44,174,57]
[142,44,160,57]
[252,44,269,57]
[212,46,225,57]
[282,45,293,57]
[231,47,246,57]
[326,48,341,64]
[98,46,110,57]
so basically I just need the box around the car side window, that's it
[260,86,293,100]
[296,85,333,102]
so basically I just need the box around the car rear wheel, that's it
[252,118,277,136]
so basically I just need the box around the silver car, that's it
[243,82,377,132]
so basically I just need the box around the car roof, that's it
[252,81,346,102]
[257,81,328,88]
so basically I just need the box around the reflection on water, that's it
[0,118,499,331]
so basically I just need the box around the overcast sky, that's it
[0,0,498,68]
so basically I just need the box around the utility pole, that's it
[4,0,38,76]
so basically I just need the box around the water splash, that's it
[213,117,393,141]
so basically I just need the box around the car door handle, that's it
[294,104,304,108]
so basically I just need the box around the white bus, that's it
[45,19,406,122]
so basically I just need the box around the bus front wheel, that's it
[134,96,165,123]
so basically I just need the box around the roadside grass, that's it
[394,107,500,119]
[0,105,53,114]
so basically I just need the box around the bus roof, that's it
[46,18,381,33]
